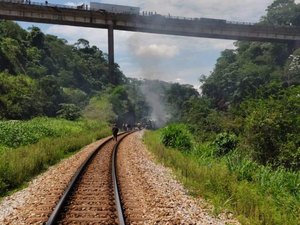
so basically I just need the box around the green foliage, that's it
[144,130,300,225]
[0,119,110,196]
[125,79,152,124]
[242,86,300,169]
[284,50,300,86]
[81,83,151,126]
[183,98,243,142]
[201,46,282,109]
[109,85,129,116]
[184,0,300,172]
[108,84,151,126]
[263,0,300,26]
[213,132,238,156]
[37,75,64,117]
[0,117,90,148]
[165,83,199,121]
[82,94,116,122]
[0,20,128,120]
[0,37,26,74]
[57,103,81,121]
[27,26,45,49]
[63,88,88,107]
[161,123,193,151]
[0,72,42,119]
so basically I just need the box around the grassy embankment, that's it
[143,130,300,225]
[0,117,111,196]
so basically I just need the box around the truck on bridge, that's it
[90,2,140,15]
[1,0,24,3]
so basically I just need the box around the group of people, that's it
[111,122,144,141]
[122,123,132,131]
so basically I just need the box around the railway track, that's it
[0,131,238,224]
[46,132,132,225]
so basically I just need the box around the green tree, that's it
[165,83,199,121]
[283,49,300,86]
[0,37,26,74]
[56,103,81,121]
[262,0,299,26]
[0,73,42,119]
[242,86,300,169]
[38,75,64,117]
[27,26,45,49]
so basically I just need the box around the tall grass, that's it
[143,130,300,225]
[0,118,111,196]
[0,117,95,148]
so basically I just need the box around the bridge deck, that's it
[0,1,300,43]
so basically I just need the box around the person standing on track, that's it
[112,124,119,141]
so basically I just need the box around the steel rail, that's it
[46,133,125,225]
[111,131,134,225]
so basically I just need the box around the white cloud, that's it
[46,25,108,50]
[47,25,80,37]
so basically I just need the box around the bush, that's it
[161,123,193,151]
[0,117,94,148]
[145,130,300,225]
[243,87,300,169]
[0,120,54,148]
[213,132,238,156]
[57,103,81,121]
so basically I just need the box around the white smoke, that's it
[135,44,179,58]
[127,33,178,127]
[140,81,169,128]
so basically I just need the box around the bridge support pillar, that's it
[108,24,115,84]
[295,40,300,50]
[288,40,300,53]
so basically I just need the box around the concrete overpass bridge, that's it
[0,0,300,83]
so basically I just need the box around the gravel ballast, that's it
[0,132,239,224]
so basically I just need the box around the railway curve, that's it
[46,132,131,225]
[0,131,240,225]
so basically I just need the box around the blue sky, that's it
[17,0,299,89]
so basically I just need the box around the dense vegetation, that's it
[0,21,127,120]
[0,118,111,195]
[145,130,299,225]
[0,0,299,224]
[180,0,300,171]
[0,18,197,196]
[144,0,300,224]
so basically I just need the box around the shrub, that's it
[145,130,300,225]
[243,87,300,169]
[213,132,238,156]
[57,103,81,121]
[161,123,193,151]
[0,117,96,148]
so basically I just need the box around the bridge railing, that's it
[226,20,255,26]
[0,0,299,31]
[0,0,80,9]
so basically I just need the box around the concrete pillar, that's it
[295,40,300,50]
[108,24,115,84]
[288,40,300,53]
